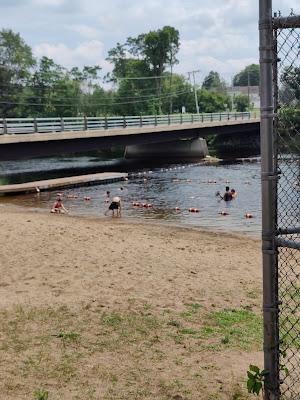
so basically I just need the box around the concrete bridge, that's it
[0,113,260,161]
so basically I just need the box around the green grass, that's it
[0,304,261,399]
[33,389,49,400]
[169,308,262,351]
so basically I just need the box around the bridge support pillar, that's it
[124,138,208,160]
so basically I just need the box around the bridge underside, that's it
[0,121,260,161]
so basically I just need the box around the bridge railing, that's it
[0,112,253,135]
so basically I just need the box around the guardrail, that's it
[0,112,254,135]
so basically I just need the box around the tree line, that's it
[0,27,260,118]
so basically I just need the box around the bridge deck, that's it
[0,118,260,145]
[0,172,128,195]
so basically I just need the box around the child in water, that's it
[105,190,111,203]
[51,196,68,214]
[105,196,121,217]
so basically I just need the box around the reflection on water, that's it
[0,155,263,236]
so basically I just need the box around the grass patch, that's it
[200,309,263,350]
[0,304,261,399]
[33,389,49,400]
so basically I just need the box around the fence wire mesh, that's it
[273,12,300,399]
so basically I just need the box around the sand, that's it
[0,208,263,399]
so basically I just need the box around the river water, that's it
[0,155,262,237]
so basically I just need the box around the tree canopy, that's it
[202,71,226,93]
[233,64,260,86]
[0,27,235,118]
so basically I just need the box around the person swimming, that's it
[230,188,237,199]
[223,186,233,201]
[216,186,233,201]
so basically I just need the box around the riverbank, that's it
[0,209,262,399]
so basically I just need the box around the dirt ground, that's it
[0,208,263,399]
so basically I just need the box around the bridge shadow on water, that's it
[0,154,220,185]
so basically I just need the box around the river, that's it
[0,155,262,236]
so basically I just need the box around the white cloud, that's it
[3,0,300,88]
[33,40,110,71]
[32,0,65,6]
[68,25,102,39]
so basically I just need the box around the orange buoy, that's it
[245,213,254,218]
[219,211,229,216]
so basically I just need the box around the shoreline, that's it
[0,201,261,240]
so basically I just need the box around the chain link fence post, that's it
[259,1,280,399]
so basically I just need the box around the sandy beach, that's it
[0,208,263,399]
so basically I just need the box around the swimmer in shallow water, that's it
[216,186,233,201]
[51,197,68,214]
[105,196,121,217]
[230,188,237,198]
[105,190,110,203]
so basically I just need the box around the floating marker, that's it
[219,211,229,216]
[245,213,254,219]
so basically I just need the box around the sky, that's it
[0,0,299,85]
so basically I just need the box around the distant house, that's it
[227,86,260,108]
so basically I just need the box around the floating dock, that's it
[0,172,128,195]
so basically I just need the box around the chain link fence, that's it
[273,12,300,400]
[260,3,300,399]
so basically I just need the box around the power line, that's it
[117,75,172,81]
[0,83,188,100]
[0,89,191,108]
[0,88,190,105]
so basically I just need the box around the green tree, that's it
[198,89,231,113]
[0,29,35,116]
[107,26,180,114]
[202,71,227,93]
[281,66,300,104]
[161,73,194,114]
[233,64,260,86]
[234,94,249,112]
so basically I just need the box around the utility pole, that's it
[188,70,200,114]
[247,69,250,109]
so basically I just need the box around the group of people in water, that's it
[216,186,237,202]
[51,184,236,216]
[51,189,122,216]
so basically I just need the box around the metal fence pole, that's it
[3,118,8,134]
[84,115,88,130]
[33,118,38,133]
[259,1,279,399]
